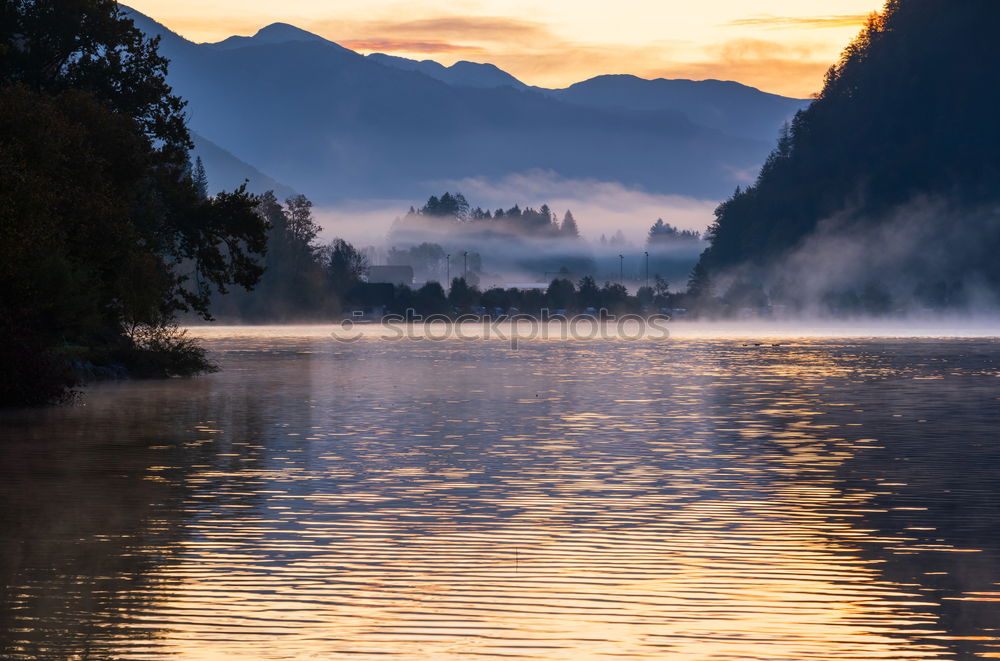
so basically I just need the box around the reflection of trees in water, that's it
[709,341,1000,660]
[0,382,274,659]
[826,370,1000,660]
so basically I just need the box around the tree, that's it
[421,191,469,219]
[481,287,511,312]
[576,276,601,309]
[284,194,319,248]
[687,261,712,300]
[560,210,580,238]
[545,278,575,309]
[226,190,327,319]
[600,282,629,312]
[653,273,670,299]
[0,0,190,159]
[695,0,1000,304]
[326,238,368,295]
[415,281,449,315]
[646,219,699,247]
[448,277,479,311]
[0,1,276,404]
[192,156,208,198]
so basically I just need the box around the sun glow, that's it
[125,0,885,96]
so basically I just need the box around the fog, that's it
[709,197,1000,314]
[310,172,716,287]
[188,317,1000,341]
[439,171,719,243]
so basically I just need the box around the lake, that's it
[2,326,999,659]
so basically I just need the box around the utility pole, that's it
[645,251,649,289]
[619,254,624,284]
[463,251,468,279]
[446,254,451,284]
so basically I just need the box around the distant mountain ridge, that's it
[545,75,807,142]
[206,23,341,51]
[124,6,808,204]
[191,132,296,199]
[367,53,528,90]
[366,55,806,141]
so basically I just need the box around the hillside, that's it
[694,0,1000,311]
[546,75,808,142]
[191,132,296,199]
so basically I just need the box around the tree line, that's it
[366,275,681,318]
[396,192,582,240]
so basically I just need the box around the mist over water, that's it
[2,329,1000,660]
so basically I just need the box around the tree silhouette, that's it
[192,156,209,198]
[326,238,369,295]
[561,210,580,238]
[694,0,1000,306]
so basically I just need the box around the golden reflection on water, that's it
[2,328,1000,659]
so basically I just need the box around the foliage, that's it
[118,323,217,378]
[326,238,369,296]
[414,281,449,315]
[545,279,575,309]
[0,0,268,405]
[560,211,580,238]
[696,0,1000,305]
[447,278,479,311]
[192,156,208,198]
[647,219,700,247]
[421,192,469,219]
[400,192,576,240]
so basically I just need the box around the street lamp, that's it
[446,253,451,284]
[644,251,649,289]
[619,254,624,284]
[463,251,468,279]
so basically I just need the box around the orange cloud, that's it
[728,14,873,29]
[479,38,829,98]
[649,39,833,98]
[312,15,549,45]
[139,8,846,97]
[340,39,484,54]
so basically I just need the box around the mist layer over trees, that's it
[693,0,1000,316]
[383,192,703,287]
[198,189,704,321]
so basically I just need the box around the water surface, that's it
[2,328,999,659]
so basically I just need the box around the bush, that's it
[117,324,217,379]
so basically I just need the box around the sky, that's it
[126,0,887,98]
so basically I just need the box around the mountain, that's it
[206,23,335,51]
[124,6,802,205]
[694,0,1000,309]
[366,58,805,141]
[191,132,296,199]
[367,53,528,90]
[546,75,808,142]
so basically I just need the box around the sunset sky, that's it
[125,0,887,98]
